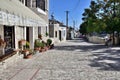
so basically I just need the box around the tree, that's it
[100,0,120,45]
[80,1,103,34]
[79,22,87,35]
[80,0,120,45]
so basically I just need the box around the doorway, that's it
[4,26,15,54]
[26,27,30,42]
[59,30,62,41]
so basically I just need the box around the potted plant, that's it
[45,32,49,37]
[34,39,41,51]
[39,42,46,52]
[22,49,30,58]
[18,39,26,50]
[21,41,31,58]
[47,39,54,49]
[47,39,52,46]
[25,41,30,49]
[25,49,34,59]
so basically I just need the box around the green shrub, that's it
[34,39,45,48]
[23,41,30,49]
[45,32,49,37]
[26,41,30,48]
[47,39,52,46]
[40,42,45,48]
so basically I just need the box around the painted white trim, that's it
[14,26,17,49]
[37,8,46,15]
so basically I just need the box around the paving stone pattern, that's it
[1,38,120,80]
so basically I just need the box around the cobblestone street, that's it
[1,38,120,80]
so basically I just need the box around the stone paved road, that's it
[1,38,120,80]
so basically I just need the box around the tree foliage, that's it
[79,0,120,35]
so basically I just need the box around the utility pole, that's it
[73,20,75,30]
[65,11,69,40]
[65,11,69,27]
[73,20,75,38]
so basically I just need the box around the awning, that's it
[0,0,47,26]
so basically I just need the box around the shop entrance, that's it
[4,26,15,54]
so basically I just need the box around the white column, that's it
[29,27,34,49]
[14,26,17,49]
[23,0,25,6]
[31,0,33,8]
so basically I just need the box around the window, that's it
[38,27,41,34]
[55,31,57,37]
[36,0,45,11]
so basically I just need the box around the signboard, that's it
[0,11,41,27]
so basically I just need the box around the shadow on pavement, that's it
[89,48,120,71]
[54,38,120,71]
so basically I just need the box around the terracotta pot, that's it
[34,47,40,51]
[19,40,26,45]
[43,46,48,51]
[22,50,29,58]
[39,48,46,52]
[25,54,32,59]
[48,46,50,49]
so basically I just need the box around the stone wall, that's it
[88,36,119,45]
[88,36,105,44]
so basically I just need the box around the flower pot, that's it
[44,47,48,51]
[39,48,46,52]
[19,40,26,45]
[25,54,32,59]
[34,47,41,51]
[22,50,29,58]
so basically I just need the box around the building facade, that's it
[0,0,48,56]
[49,19,66,43]
[19,0,49,40]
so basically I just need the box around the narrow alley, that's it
[1,38,120,80]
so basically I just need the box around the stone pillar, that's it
[29,27,34,49]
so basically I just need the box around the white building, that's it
[0,0,48,56]
[49,19,66,43]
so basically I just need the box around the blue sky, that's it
[49,0,91,29]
